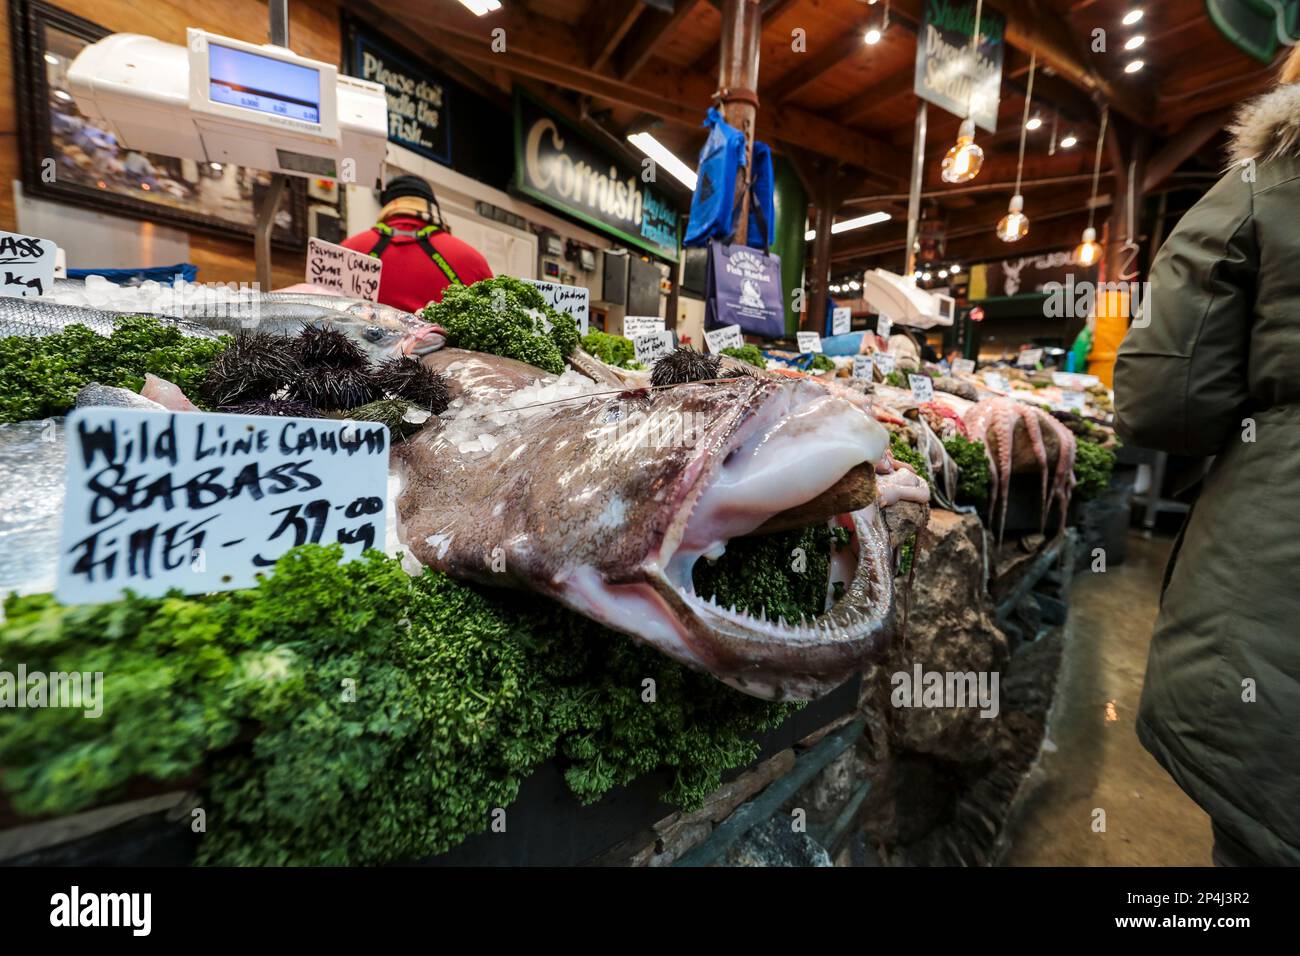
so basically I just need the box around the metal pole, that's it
[904,100,927,278]
[718,0,762,246]
[256,0,291,289]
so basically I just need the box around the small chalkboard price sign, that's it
[56,409,390,604]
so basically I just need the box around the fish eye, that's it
[362,326,385,342]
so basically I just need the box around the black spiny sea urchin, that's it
[200,330,302,407]
[288,365,383,411]
[294,324,368,369]
[650,346,723,388]
[373,357,450,413]
[222,397,322,419]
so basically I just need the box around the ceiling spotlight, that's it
[1125,60,1145,73]
[1125,35,1145,50]
[1122,9,1144,26]
[1026,116,1043,131]
[1060,132,1079,148]
[921,271,933,282]
[457,0,502,14]
[938,269,949,279]
[865,27,883,45]
[44,53,60,65]
[949,264,961,274]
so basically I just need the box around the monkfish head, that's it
[397,368,898,701]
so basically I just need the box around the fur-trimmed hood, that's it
[1229,82,1300,165]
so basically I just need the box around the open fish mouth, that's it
[556,385,895,700]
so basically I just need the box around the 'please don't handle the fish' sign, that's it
[56,408,390,605]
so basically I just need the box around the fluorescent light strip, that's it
[805,211,891,241]
[458,0,502,16]
[627,132,698,190]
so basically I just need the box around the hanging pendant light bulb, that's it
[1076,227,1102,265]
[995,52,1036,243]
[940,0,986,184]
[942,118,985,183]
[1075,106,1110,267]
[997,195,1030,242]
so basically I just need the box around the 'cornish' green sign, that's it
[514,94,680,261]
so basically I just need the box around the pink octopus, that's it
[963,397,1077,541]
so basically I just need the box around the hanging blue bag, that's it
[746,140,776,250]
[684,107,746,247]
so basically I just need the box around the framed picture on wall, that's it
[9,0,307,248]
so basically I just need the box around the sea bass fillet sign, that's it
[56,409,389,604]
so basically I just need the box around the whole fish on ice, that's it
[0,296,219,340]
[397,352,905,700]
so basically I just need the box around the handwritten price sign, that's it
[306,237,383,301]
[56,409,390,604]
[0,229,57,298]
[523,278,590,334]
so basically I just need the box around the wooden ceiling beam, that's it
[761,25,870,103]
[586,0,645,72]
[1142,107,1234,193]
[616,0,705,80]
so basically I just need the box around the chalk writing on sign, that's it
[704,324,744,353]
[56,409,390,604]
[633,330,674,366]
[522,278,590,335]
[623,315,665,338]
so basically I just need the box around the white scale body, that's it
[66,29,387,185]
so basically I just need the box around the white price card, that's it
[1062,390,1087,412]
[909,374,934,404]
[623,315,666,338]
[832,307,852,336]
[1017,348,1043,368]
[797,331,823,353]
[524,279,590,334]
[983,371,1010,392]
[873,352,896,375]
[0,229,58,298]
[952,358,976,376]
[1052,371,1100,389]
[633,330,674,365]
[876,315,893,340]
[306,237,383,301]
[704,324,744,353]
[56,409,390,604]
[852,354,874,379]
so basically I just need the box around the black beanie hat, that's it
[381,174,436,207]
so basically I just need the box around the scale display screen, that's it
[208,43,321,124]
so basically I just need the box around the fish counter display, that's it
[0,274,1117,865]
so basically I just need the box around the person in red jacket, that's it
[341,174,493,313]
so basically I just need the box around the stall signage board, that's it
[523,278,590,334]
[624,315,665,338]
[913,0,1006,134]
[348,26,451,165]
[852,354,873,379]
[633,330,674,365]
[952,358,976,376]
[910,374,935,404]
[0,229,57,298]
[704,324,744,353]
[514,93,680,261]
[873,352,897,375]
[876,315,893,340]
[797,331,823,354]
[55,409,390,605]
[306,238,383,301]
[832,307,852,336]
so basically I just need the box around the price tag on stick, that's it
[704,324,744,353]
[909,374,934,404]
[633,330,674,366]
[873,352,896,376]
[522,279,590,335]
[797,331,823,353]
[56,409,390,604]
[952,358,976,376]
[306,237,383,301]
[852,354,873,380]
[623,315,665,338]
[832,307,852,336]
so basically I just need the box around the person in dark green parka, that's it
[1115,48,1300,867]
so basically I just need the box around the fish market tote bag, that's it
[705,184,784,339]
